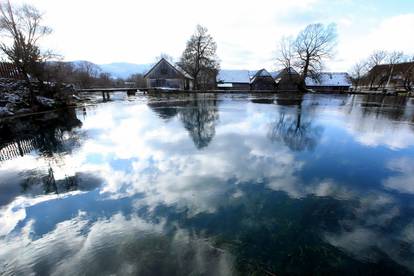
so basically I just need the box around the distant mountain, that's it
[98,62,153,79]
[68,61,153,79]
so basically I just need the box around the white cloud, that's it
[384,158,414,194]
[0,212,234,275]
[7,0,414,71]
[332,13,414,71]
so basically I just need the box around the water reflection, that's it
[179,94,219,149]
[268,95,323,151]
[0,108,82,160]
[148,94,219,149]
[0,109,102,207]
[1,94,414,275]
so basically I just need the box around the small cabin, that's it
[216,70,251,90]
[250,69,276,91]
[305,72,351,92]
[274,67,300,91]
[144,58,193,90]
[367,62,414,91]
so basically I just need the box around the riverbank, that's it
[0,78,76,118]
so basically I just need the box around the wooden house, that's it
[216,70,251,90]
[250,69,276,90]
[305,72,351,92]
[366,62,414,91]
[144,58,193,90]
[274,67,300,91]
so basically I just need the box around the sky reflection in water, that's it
[1,93,414,275]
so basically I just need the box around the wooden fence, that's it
[0,62,23,79]
[0,138,38,161]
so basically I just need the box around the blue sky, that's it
[14,0,414,71]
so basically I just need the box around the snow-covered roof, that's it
[250,69,276,84]
[252,69,272,78]
[305,72,351,87]
[171,62,193,79]
[217,68,295,84]
[217,70,251,83]
[270,70,282,79]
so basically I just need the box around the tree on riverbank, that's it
[179,25,220,90]
[350,61,369,91]
[352,51,413,91]
[0,0,52,105]
[277,23,337,90]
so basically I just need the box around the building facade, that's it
[144,58,193,90]
[250,69,276,90]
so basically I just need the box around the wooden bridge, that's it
[76,87,286,100]
[76,87,150,100]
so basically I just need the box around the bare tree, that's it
[126,73,146,87]
[276,36,296,70]
[350,60,368,91]
[366,51,388,90]
[293,23,337,89]
[74,61,102,88]
[385,51,404,89]
[365,50,404,90]
[367,50,387,68]
[179,25,220,90]
[0,1,52,104]
[155,53,174,63]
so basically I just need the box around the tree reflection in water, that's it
[268,95,323,152]
[0,108,103,202]
[179,94,219,149]
[0,108,83,161]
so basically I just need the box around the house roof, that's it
[144,58,193,79]
[273,67,299,79]
[270,70,282,79]
[252,69,272,78]
[217,70,251,84]
[369,62,414,75]
[217,68,301,84]
[305,72,351,87]
[250,69,276,84]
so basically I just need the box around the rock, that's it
[0,106,14,117]
[3,93,22,103]
[36,96,56,108]
[15,108,32,114]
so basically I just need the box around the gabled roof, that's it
[250,68,275,84]
[217,68,297,84]
[273,67,299,79]
[252,68,272,78]
[144,58,193,79]
[305,72,351,87]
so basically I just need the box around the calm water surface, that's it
[1,93,414,275]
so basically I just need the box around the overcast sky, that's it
[14,0,414,71]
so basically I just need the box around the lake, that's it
[1,93,414,275]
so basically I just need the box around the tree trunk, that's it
[299,58,310,92]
